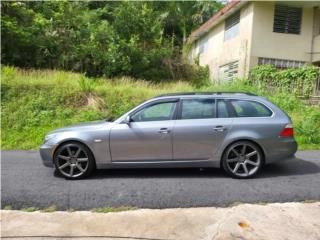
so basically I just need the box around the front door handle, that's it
[213,126,226,132]
[158,128,170,134]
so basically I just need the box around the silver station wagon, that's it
[40,92,297,179]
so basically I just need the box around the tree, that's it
[1,1,223,80]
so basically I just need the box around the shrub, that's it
[295,109,320,145]
[173,60,211,87]
[187,64,211,87]
[249,65,320,97]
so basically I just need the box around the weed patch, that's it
[21,207,40,212]
[91,206,138,213]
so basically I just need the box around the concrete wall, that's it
[250,2,314,66]
[191,3,254,82]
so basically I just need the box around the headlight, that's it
[44,133,57,143]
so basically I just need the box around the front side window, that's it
[181,99,215,120]
[230,100,272,117]
[224,10,240,41]
[131,102,176,122]
[273,4,302,34]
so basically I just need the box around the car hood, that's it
[49,120,111,134]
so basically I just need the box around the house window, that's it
[218,61,239,82]
[273,4,302,34]
[198,38,208,54]
[224,11,240,41]
[258,57,305,69]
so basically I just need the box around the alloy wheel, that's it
[55,144,89,178]
[225,143,261,178]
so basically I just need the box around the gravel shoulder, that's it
[2,202,320,240]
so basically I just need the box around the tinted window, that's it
[230,100,272,117]
[131,102,176,122]
[217,100,229,118]
[181,99,215,119]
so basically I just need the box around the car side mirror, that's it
[123,115,131,125]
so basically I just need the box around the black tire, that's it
[53,142,95,180]
[222,140,263,179]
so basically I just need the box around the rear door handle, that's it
[158,128,170,134]
[213,126,226,132]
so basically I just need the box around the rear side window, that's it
[181,99,215,119]
[230,100,272,117]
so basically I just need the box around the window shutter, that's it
[273,4,302,34]
[219,61,239,82]
[225,11,240,30]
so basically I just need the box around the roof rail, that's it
[153,92,257,98]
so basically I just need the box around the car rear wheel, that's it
[54,142,95,179]
[222,141,263,179]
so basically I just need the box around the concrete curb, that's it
[1,202,320,240]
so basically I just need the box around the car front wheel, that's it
[54,142,95,179]
[222,141,263,179]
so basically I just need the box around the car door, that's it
[173,98,233,160]
[110,99,178,162]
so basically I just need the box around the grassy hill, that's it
[1,66,320,150]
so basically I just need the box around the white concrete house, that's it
[189,0,320,82]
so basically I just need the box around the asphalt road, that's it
[1,150,320,210]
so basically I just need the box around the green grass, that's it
[1,65,320,150]
[21,207,40,212]
[41,204,57,212]
[229,201,243,207]
[302,199,318,203]
[4,205,12,210]
[17,205,56,212]
[91,206,138,213]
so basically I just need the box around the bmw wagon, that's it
[40,92,297,179]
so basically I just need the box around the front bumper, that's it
[39,143,56,168]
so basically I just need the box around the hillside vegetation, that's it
[1,66,320,150]
[2,1,222,80]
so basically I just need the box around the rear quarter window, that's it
[230,100,272,117]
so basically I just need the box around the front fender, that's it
[50,130,111,167]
